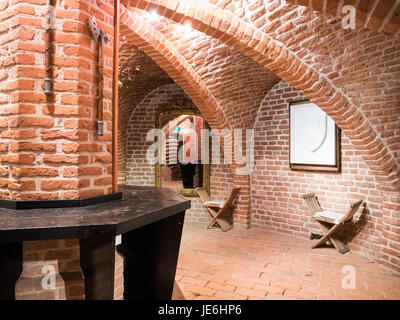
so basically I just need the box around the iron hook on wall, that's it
[88,16,110,136]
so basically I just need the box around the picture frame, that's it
[289,101,341,173]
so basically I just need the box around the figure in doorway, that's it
[180,163,196,188]
[178,117,197,189]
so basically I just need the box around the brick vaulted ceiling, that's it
[118,11,280,177]
[119,0,400,193]
[287,0,400,37]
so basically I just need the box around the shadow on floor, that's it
[172,280,185,300]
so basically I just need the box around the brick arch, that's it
[124,83,187,185]
[122,0,400,192]
[118,42,175,182]
[120,6,230,132]
[287,0,400,38]
[120,6,253,227]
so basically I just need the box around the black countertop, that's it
[0,185,191,243]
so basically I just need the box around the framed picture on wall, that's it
[289,101,341,172]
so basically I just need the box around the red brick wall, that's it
[251,81,399,270]
[0,0,119,300]
[0,0,10,198]
[0,0,114,201]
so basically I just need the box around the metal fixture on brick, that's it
[88,16,110,136]
[44,0,55,96]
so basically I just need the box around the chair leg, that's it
[207,211,221,229]
[205,207,219,229]
[207,219,217,229]
[313,221,349,254]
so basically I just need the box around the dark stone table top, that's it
[0,185,191,243]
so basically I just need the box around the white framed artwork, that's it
[289,101,341,172]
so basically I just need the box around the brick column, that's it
[231,169,251,230]
[0,0,119,300]
[0,0,114,201]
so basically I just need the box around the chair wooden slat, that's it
[311,197,322,213]
[197,187,211,203]
[302,193,322,214]
[341,200,363,224]
[302,193,364,254]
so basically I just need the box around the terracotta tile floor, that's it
[172,223,400,300]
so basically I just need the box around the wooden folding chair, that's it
[302,193,363,254]
[197,187,240,232]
